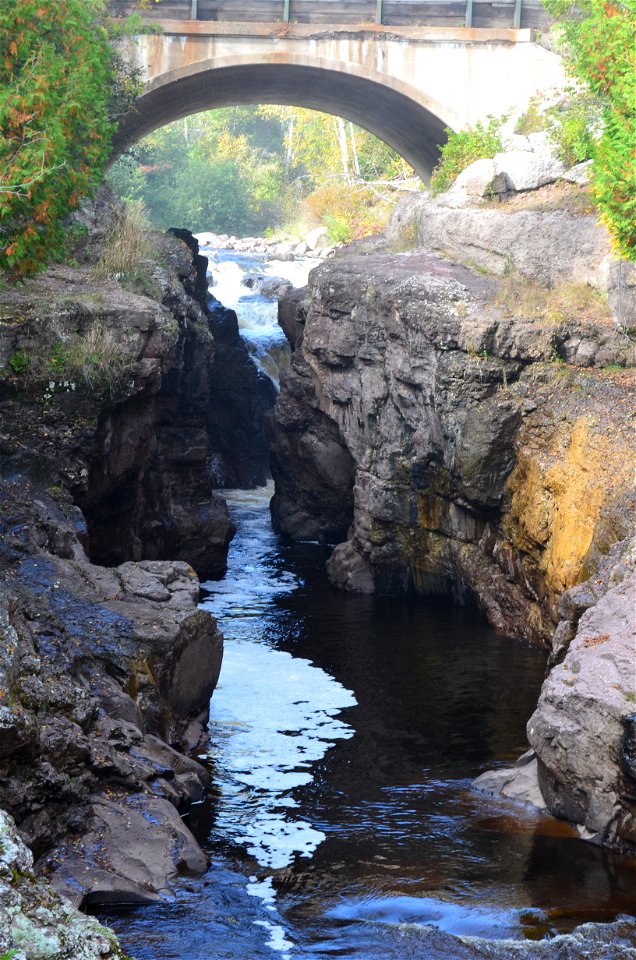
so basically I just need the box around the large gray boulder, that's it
[528,541,636,850]
[387,191,624,293]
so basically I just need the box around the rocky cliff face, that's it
[0,225,275,580]
[271,251,633,638]
[0,216,274,945]
[269,244,635,851]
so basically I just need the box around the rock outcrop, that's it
[0,450,222,906]
[269,245,635,851]
[387,189,635,328]
[0,224,275,578]
[0,209,274,947]
[0,809,128,959]
[528,538,635,850]
[271,251,633,639]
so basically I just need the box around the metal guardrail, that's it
[112,0,547,30]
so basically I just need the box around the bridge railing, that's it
[108,0,551,30]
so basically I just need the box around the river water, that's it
[105,250,636,960]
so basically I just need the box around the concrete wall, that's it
[116,22,566,177]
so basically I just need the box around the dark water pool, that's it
[104,487,636,960]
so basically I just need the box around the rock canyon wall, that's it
[269,212,635,852]
[0,214,274,950]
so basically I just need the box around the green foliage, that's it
[542,0,636,259]
[515,97,547,135]
[108,106,414,240]
[0,0,139,279]
[304,180,393,241]
[429,116,506,195]
[8,349,29,376]
[323,214,353,244]
[546,90,601,166]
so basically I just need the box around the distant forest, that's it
[108,105,418,240]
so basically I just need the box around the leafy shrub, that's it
[546,90,601,167]
[0,0,139,279]
[8,350,30,376]
[304,180,392,242]
[543,0,636,260]
[429,116,507,195]
[323,214,353,244]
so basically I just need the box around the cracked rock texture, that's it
[0,809,128,959]
[0,209,275,951]
[387,188,636,329]
[270,247,635,850]
[0,225,274,579]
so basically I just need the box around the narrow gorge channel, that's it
[102,252,635,960]
[105,486,635,960]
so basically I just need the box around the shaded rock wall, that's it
[269,290,355,543]
[271,252,633,642]
[0,220,273,922]
[0,479,220,905]
[0,229,275,580]
[270,246,635,853]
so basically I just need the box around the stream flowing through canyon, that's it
[104,249,636,960]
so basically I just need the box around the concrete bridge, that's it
[112,1,563,177]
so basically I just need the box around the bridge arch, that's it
[114,53,456,178]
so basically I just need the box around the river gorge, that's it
[0,189,634,959]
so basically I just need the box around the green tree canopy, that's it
[109,106,415,240]
[544,0,636,259]
[0,0,128,277]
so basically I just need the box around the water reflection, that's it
[106,488,636,959]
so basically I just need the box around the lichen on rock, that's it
[0,809,128,959]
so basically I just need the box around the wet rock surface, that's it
[0,809,128,959]
[0,487,221,903]
[0,211,271,948]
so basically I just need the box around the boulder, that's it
[527,543,636,850]
[491,150,565,193]
[562,159,593,185]
[386,192,622,294]
[305,225,329,251]
[449,158,497,198]
[472,751,547,810]
[47,793,208,908]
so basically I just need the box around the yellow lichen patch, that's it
[416,490,444,534]
[506,414,631,603]
[507,457,553,552]
[543,418,607,593]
